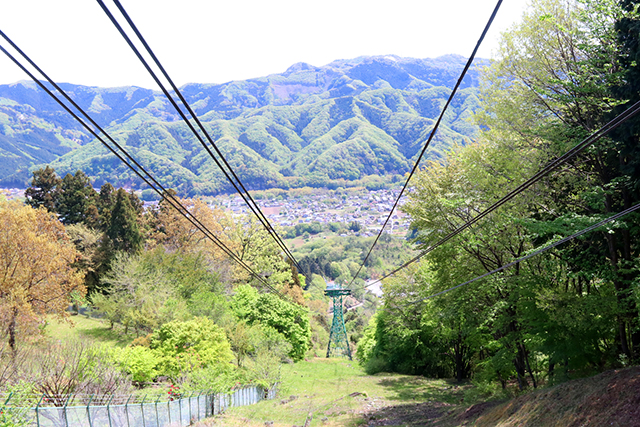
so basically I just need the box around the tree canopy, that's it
[0,200,84,351]
[359,0,640,391]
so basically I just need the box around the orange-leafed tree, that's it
[0,200,85,351]
[148,193,238,263]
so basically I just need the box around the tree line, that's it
[0,165,326,412]
[357,0,640,394]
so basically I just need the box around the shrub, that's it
[150,318,233,380]
[232,285,311,362]
[117,346,160,384]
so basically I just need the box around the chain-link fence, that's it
[0,384,278,427]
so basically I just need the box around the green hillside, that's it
[0,55,485,194]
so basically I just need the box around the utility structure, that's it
[325,282,352,360]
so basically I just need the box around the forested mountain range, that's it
[0,54,486,194]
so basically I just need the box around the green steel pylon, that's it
[325,283,352,360]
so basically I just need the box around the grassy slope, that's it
[201,360,640,427]
[197,358,465,427]
[453,366,640,427]
[44,313,133,348]
[44,317,640,427]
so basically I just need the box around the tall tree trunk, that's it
[522,343,537,389]
[605,232,634,359]
[7,307,18,355]
[513,343,528,390]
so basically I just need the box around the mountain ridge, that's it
[0,54,488,194]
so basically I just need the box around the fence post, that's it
[2,392,13,408]
[106,395,114,427]
[187,391,192,423]
[197,391,202,420]
[140,395,147,427]
[167,396,171,426]
[125,394,132,427]
[35,393,44,427]
[1,392,11,418]
[178,393,182,426]
[86,394,94,427]
[63,393,72,427]
[155,395,161,427]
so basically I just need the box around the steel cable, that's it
[361,98,640,290]
[0,32,283,297]
[96,0,301,272]
[346,0,504,288]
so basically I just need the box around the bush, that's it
[0,382,33,427]
[363,356,388,375]
[182,364,238,393]
[12,341,133,400]
[232,286,311,362]
[150,318,234,380]
[117,346,160,384]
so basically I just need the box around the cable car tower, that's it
[325,281,352,360]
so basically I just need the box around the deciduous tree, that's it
[0,201,84,351]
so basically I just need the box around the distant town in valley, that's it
[1,186,411,239]
[212,187,410,237]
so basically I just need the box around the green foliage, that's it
[24,165,61,212]
[363,0,640,392]
[231,285,310,361]
[150,318,234,379]
[0,382,34,427]
[354,313,381,373]
[295,234,415,291]
[0,56,483,193]
[57,170,99,225]
[181,364,241,393]
[105,188,142,254]
[95,248,224,334]
[117,345,160,383]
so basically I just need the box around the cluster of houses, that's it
[214,188,411,236]
[4,186,410,237]
[0,188,26,201]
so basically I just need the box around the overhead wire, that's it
[361,97,640,290]
[346,0,504,289]
[0,30,284,297]
[405,201,640,304]
[95,0,301,273]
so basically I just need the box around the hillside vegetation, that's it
[0,55,484,193]
[2,0,640,425]
[195,359,640,427]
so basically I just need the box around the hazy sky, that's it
[0,0,530,89]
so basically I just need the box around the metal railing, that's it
[0,385,278,427]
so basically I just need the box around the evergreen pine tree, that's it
[24,165,61,212]
[57,171,99,225]
[97,183,116,231]
[106,188,143,254]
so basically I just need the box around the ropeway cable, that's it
[346,0,504,289]
[95,0,301,273]
[404,202,640,304]
[0,31,284,297]
[360,97,640,290]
